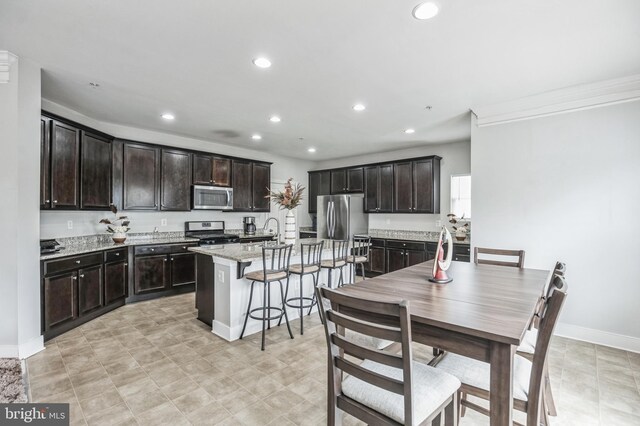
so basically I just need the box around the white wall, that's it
[471,101,640,350]
[0,53,43,358]
[313,141,471,232]
[40,100,314,237]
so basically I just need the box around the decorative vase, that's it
[284,210,296,246]
[112,232,127,244]
[455,230,467,242]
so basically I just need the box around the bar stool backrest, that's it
[352,235,371,261]
[299,240,324,273]
[328,239,349,268]
[261,244,293,281]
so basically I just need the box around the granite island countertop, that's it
[362,229,471,245]
[40,232,199,260]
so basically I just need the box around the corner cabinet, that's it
[122,143,160,210]
[232,160,271,212]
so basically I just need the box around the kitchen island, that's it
[189,239,347,342]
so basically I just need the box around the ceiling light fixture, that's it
[353,104,366,112]
[413,2,439,20]
[270,116,281,123]
[404,128,415,134]
[161,113,175,120]
[308,148,316,153]
[251,134,262,140]
[252,57,272,68]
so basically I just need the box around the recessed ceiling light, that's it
[270,116,281,123]
[161,113,175,120]
[253,57,272,68]
[251,134,262,140]
[413,2,439,20]
[308,148,316,153]
[353,104,366,112]
[404,128,415,134]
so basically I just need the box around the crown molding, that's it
[472,74,640,127]
[0,51,18,83]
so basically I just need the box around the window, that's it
[450,174,471,218]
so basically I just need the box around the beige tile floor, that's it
[26,293,640,426]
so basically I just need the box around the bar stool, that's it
[320,239,348,288]
[281,240,324,335]
[239,244,294,351]
[347,235,370,283]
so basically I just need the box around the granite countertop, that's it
[225,229,277,240]
[299,227,317,233]
[362,229,471,245]
[40,232,199,260]
[189,238,341,263]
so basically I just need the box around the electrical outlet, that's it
[67,220,73,230]
[161,218,167,226]
[217,270,225,283]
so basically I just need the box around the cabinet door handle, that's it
[182,246,186,250]
[209,179,213,183]
[79,274,85,278]
[45,199,50,203]
[72,276,77,280]
[53,200,58,204]
[150,248,154,252]
[154,203,158,207]
[163,258,168,262]
[75,260,81,264]
[124,263,128,267]
[170,258,174,261]
[115,253,120,256]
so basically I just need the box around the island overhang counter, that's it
[189,240,351,342]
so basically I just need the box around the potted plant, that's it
[447,213,470,241]
[266,178,304,245]
[100,205,130,244]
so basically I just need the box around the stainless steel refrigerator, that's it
[317,194,368,240]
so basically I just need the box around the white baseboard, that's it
[19,336,45,359]
[0,345,19,358]
[555,323,640,353]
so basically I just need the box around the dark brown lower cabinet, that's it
[386,248,406,273]
[104,261,128,304]
[134,255,168,294]
[406,250,427,267]
[170,253,196,287]
[43,272,78,330]
[78,265,103,315]
[368,246,386,274]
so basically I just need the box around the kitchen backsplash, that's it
[368,213,448,232]
[40,210,288,239]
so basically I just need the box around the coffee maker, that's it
[243,216,256,235]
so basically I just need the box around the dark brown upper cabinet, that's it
[50,120,80,209]
[40,117,51,209]
[232,160,271,212]
[364,164,393,213]
[80,132,112,210]
[307,170,331,213]
[123,143,160,210]
[393,157,441,214]
[192,154,231,187]
[330,167,364,194]
[161,149,191,211]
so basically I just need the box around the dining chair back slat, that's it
[474,247,525,269]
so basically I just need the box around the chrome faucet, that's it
[263,217,280,243]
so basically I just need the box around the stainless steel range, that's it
[185,221,240,246]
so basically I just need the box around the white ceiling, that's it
[1,0,639,160]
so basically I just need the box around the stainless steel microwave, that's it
[191,185,233,210]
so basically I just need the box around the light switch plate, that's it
[217,270,225,283]
[161,218,167,226]
[67,220,73,230]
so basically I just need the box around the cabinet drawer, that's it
[171,243,198,254]
[386,240,426,251]
[134,245,173,256]
[453,245,470,256]
[299,232,316,239]
[454,254,470,263]
[44,252,102,276]
[104,248,128,263]
[370,238,386,247]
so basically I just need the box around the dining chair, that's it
[316,285,461,425]
[517,261,566,417]
[347,235,371,284]
[430,275,568,426]
[474,247,526,268]
[281,240,324,335]
[239,244,294,350]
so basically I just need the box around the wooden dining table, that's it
[334,259,551,426]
